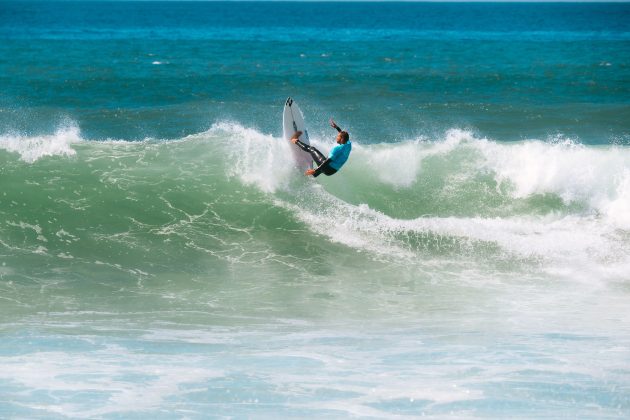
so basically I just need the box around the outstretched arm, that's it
[329,118,342,133]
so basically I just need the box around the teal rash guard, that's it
[328,141,352,170]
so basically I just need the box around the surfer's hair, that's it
[340,131,349,143]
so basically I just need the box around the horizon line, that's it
[7,0,630,3]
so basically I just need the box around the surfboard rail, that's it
[282,97,313,170]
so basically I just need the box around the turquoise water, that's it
[1,2,630,418]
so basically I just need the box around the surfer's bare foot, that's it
[291,131,303,143]
[305,169,315,176]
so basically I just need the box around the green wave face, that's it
[1,123,630,325]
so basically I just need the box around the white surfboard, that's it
[283,97,313,170]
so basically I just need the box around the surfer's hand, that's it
[329,118,338,129]
[305,169,315,176]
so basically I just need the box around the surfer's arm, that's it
[329,118,342,133]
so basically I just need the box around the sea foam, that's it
[208,121,305,193]
[352,129,630,230]
[477,136,630,229]
[0,123,81,163]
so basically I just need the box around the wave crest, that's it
[0,122,81,163]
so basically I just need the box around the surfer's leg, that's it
[312,160,337,178]
[294,140,326,166]
[308,147,327,166]
[293,139,310,152]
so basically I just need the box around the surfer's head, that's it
[336,131,349,144]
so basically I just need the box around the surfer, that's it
[291,118,352,177]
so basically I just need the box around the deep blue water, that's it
[1,1,629,142]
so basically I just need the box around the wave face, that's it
[2,123,629,275]
[2,123,630,417]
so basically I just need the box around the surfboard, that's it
[283,97,313,170]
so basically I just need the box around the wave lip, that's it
[477,137,630,230]
[0,124,81,163]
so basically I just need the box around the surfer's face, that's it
[336,131,349,144]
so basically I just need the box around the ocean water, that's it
[1,1,630,418]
